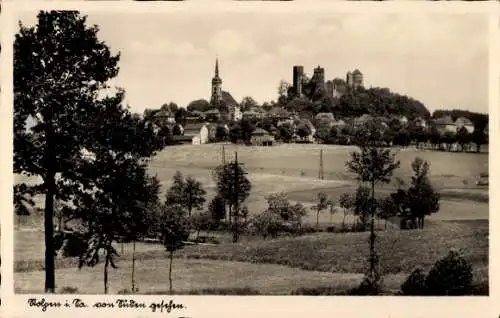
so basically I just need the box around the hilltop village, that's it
[144,58,488,153]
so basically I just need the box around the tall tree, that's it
[160,204,191,295]
[471,128,487,153]
[208,195,226,225]
[240,96,259,112]
[14,11,122,293]
[407,157,440,229]
[183,176,207,217]
[338,192,353,228]
[346,121,400,292]
[456,127,470,152]
[314,192,329,230]
[212,155,251,242]
[165,171,206,217]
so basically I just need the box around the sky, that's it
[16,9,489,114]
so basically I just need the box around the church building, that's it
[210,58,242,121]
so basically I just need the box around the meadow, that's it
[13,143,489,294]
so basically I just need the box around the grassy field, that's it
[14,220,488,294]
[13,143,489,294]
[15,259,382,295]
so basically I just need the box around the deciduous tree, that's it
[346,121,400,291]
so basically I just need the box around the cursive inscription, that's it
[27,297,186,313]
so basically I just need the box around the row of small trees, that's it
[316,120,487,153]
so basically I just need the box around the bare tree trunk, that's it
[44,171,56,293]
[169,250,174,295]
[104,252,110,294]
[131,240,136,293]
[369,181,378,287]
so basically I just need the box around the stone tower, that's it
[311,65,326,90]
[293,65,304,97]
[210,57,222,105]
[352,69,363,89]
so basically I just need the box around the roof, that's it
[221,91,239,107]
[268,107,290,117]
[252,128,271,136]
[455,116,473,126]
[433,115,454,125]
[183,123,207,136]
[204,109,221,115]
[153,110,174,118]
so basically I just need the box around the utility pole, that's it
[318,149,324,180]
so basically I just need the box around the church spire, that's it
[215,57,219,77]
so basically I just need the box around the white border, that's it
[1,1,498,318]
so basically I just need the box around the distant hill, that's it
[336,86,431,120]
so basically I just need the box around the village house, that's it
[267,107,291,120]
[251,128,275,146]
[152,110,176,126]
[242,110,259,120]
[173,122,209,145]
[204,109,222,121]
[413,116,427,129]
[207,123,230,141]
[455,116,475,133]
[433,115,456,135]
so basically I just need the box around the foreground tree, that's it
[212,154,251,242]
[67,145,161,294]
[407,157,440,229]
[338,192,353,228]
[346,122,400,293]
[14,11,122,293]
[165,171,206,217]
[314,192,329,230]
[161,204,191,295]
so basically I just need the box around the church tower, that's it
[210,57,223,106]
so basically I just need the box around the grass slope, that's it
[179,220,488,280]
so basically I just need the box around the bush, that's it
[348,276,382,295]
[398,251,474,296]
[59,286,78,294]
[399,268,427,295]
[425,251,473,295]
[471,282,489,296]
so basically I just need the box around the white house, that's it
[455,116,475,133]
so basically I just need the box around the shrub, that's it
[398,251,475,296]
[59,286,78,294]
[348,276,382,295]
[425,251,473,295]
[471,282,489,296]
[399,268,427,295]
